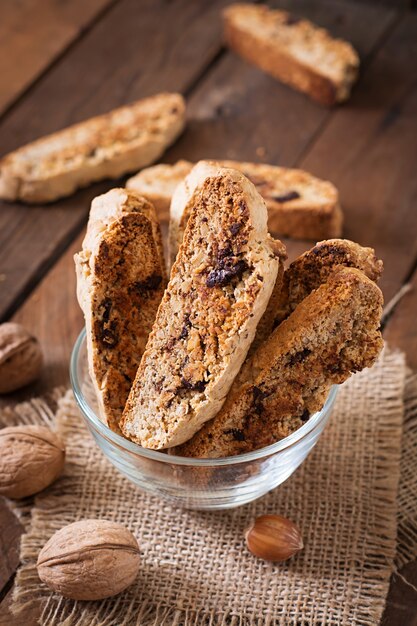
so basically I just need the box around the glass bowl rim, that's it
[70,329,337,467]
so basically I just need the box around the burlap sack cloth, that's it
[2,347,417,626]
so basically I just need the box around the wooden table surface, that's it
[1,0,416,623]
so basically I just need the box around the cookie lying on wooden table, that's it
[121,165,281,449]
[175,267,383,458]
[223,4,359,106]
[0,93,185,203]
[75,188,166,433]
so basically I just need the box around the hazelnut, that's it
[0,425,65,499]
[0,322,43,393]
[245,514,303,562]
[37,519,141,600]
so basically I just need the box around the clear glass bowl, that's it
[70,330,337,510]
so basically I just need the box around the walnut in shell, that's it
[37,519,141,600]
[0,425,65,499]
[0,322,43,393]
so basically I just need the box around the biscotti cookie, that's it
[223,4,359,106]
[168,160,341,263]
[75,188,167,432]
[176,267,383,458]
[121,166,280,449]
[127,160,192,221]
[170,161,287,349]
[274,239,383,328]
[0,93,186,203]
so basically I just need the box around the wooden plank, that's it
[0,0,117,117]
[0,0,232,322]
[384,270,417,369]
[0,187,111,321]
[0,586,40,626]
[381,564,417,626]
[299,13,417,302]
[168,0,396,165]
[0,503,23,591]
[8,233,84,398]
[351,0,411,9]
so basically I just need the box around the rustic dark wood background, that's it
[0,0,416,623]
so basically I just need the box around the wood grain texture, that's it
[0,503,23,591]
[300,13,417,302]
[168,0,395,165]
[381,563,417,626]
[0,0,232,322]
[351,0,411,8]
[384,272,417,369]
[0,0,117,117]
[6,233,84,399]
[0,586,40,626]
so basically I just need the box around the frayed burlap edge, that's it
[1,350,415,625]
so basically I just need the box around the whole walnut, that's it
[0,322,43,393]
[37,519,141,600]
[0,425,65,499]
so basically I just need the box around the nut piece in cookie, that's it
[176,267,383,458]
[75,188,167,432]
[121,166,279,449]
